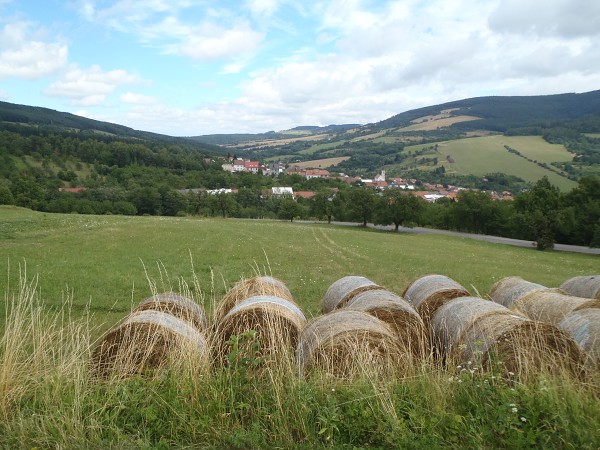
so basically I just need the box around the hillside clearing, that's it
[401,135,577,190]
[289,156,350,168]
[399,115,481,131]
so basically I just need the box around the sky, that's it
[1,0,599,136]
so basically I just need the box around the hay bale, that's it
[214,295,307,363]
[133,292,208,331]
[322,276,384,313]
[91,310,209,379]
[401,274,470,329]
[431,296,583,376]
[345,289,427,357]
[432,297,516,357]
[511,290,600,326]
[296,310,407,378]
[456,310,582,377]
[213,276,293,324]
[560,275,600,300]
[559,308,600,367]
[489,276,556,308]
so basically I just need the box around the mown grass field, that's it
[1,206,600,448]
[402,135,577,190]
[2,206,597,334]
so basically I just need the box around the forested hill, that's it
[373,90,600,132]
[0,100,220,153]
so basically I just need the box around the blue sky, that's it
[1,0,599,136]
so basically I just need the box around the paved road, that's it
[300,221,600,255]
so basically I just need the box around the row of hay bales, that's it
[91,274,600,379]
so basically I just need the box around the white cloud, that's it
[489,0,600,38]
[0,22,68,80]
[177,21,265,60]
[121,92,158,104]
[44,64,139,106]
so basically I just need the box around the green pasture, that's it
[298,140,340,155]
[1,206,597,335]
[403,135,577,190]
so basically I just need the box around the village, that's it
[197,156,516,202]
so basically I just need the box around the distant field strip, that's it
[291,156,350,168]
[399,115,481,131]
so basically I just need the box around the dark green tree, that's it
[278,196,301,222]
[311,190,336,224]
[375,190,425,231]
[348,188,377,227]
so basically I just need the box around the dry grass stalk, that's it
[401,274,470,330]
[213,295,307,365]
[296,310,409,379]
[511,290,600,326]
[322,276,384,313]
[345,289,428,358]
[133,291,208,332]
[489,276,561,308]
[90,310,209,379]
[213,276,293,324]
[560,275,600,300]
[559,308,600,368]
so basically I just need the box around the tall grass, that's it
[1,270,599,448]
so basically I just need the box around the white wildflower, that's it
[511,407,518,413]
[520,417,527,423]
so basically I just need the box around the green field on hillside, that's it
[1,206,597,335]
[402,135,577,190]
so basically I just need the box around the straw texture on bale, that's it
[560,275,600,300]
[453,310,582,376]
[322,276,384,313]
[401,274,470,329]
[296,310,407,378]
[345,289,427,357]
[91,310,209,379]
[214,295,307,361]
[489,276,557,308]
[133,292,208,331]
[559,308,600,366]
[432,297,517,357]
[509,290,600,326]
[213,276,293,324]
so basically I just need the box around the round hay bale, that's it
[213,276,293,324]
[322,276,384,313]
[432,297,517,358]
[560,275,600,300]
[512,290,600,326]
[559,308,600,367]
[133,292,208,331]
[214,295,307,363]
[458,313,583,377]
[296,310,407,379]
[401,275,470,329]
[345,289,427,357]
[489,276,556,308]
[91,310,209,379]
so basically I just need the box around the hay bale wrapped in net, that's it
[510,290,600,326]
[214,295,307,364]
[345,289,428,357]
[213,276,293,324]
[432,297,516,358]
[296,310,408,379]
[432,297,583,376]
[91,310,209,379]
[560,275,600,300]
[559,308,600,367]
[489,276,557,308]
[133,292,208,332]
[322,276,384,313]
[401,274,470,329]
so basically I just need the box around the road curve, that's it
[298,220,600,255]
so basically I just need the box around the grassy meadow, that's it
[1,206,600,448]
[403,135,577,190]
